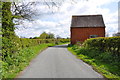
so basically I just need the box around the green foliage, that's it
[2,2,15,37]
[39,32,55,39]
[2,37,70,58]
[39,32,49,39]
[84,37,120,55]
[83,37,120,64]
[47,33,55,39]
[1,2,17,60]
[68,37,120,79]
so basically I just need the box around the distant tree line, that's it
[33,32,55,39]
[31,32,70,39]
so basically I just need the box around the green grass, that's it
[68,46,120,80]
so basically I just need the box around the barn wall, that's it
[71,27,105,44]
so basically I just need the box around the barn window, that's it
[89,35,98,38]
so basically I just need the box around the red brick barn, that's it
[70,15,105,44]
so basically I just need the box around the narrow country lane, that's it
[17,44,103,78]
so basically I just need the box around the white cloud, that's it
[15,0,119,38]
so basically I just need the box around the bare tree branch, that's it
[11,1,37,21]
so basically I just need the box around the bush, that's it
[2,38,70,58]
[84,37,120,58]
[70,37,120,77]
[75,47,88,55]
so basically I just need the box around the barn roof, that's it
[71,15,105,27]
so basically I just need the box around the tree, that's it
[33,37,38,39]
[48,33,55,39]
[2,2,15,37]
[39,32,55,39]
[56,35,61,39]
[11,2,37,21]
[11,0,68,22]
[67,37,70,39]
[1,2,21,58]
[39,32,49,39]
[29,37,32,39]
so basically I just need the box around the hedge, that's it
[83,37,120,58]
[2,37,70,59]
[69,37,120,78]
[19,38,70,48]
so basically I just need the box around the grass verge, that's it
[68,46,120,80]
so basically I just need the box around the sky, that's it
[15,0,119,38]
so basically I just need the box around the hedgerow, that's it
[84,37,120,59]
[68,37,120,79]
[2,37,69,57]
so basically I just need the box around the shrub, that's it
[75,47,88,55]
[71,37,120,77]
[84,37,120,58]
[2,38,70,59]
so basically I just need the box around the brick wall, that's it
[71,27,105,44]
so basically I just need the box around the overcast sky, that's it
[15,0,119,38]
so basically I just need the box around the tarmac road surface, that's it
[17,44,103,78]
